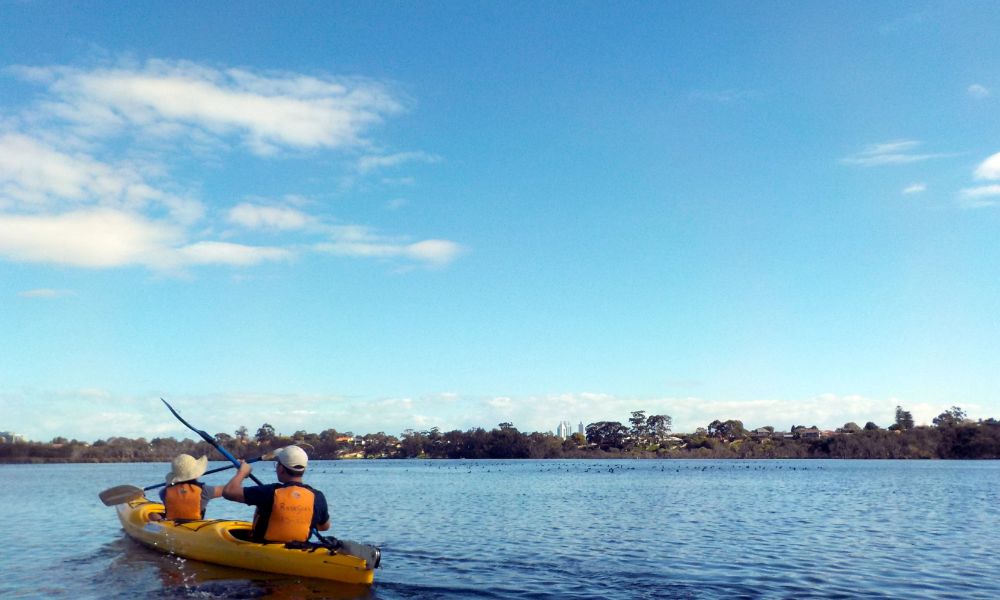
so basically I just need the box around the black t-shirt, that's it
[243,482,330,542]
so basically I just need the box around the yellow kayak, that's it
[115,498,379,585]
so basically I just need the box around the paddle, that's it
[158,398,379,567]
[98,449,280,506]
[160,398,264,486]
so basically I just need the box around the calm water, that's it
[0,459,997,599]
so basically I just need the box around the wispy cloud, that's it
[178,241,293,266]
[902,183,926,194]
[315,225,465,267]
[840,140,949,166]
[18,288,75,299]
[0,59,465,273]
[357,151,442,174]
[958,185,1000,208]
[0,132,202,223]
[227,203,313,230]
[10,60,405,156]
[968,83,991,99]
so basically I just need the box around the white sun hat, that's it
[276,446,309,473]
[165,454,209,485]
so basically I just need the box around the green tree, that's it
[894,406,915,431]
[234,426,249,444]
[933,406,967,427]
[399,429,426,458]
[488,423,530,458]
[214,432,235,451]
[585,421,628,450]
[709,419,747,441]
[255,423,276,444]
[628,410,648,447]
[646,414,672,443]
[462,427,490,458]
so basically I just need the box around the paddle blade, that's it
[99,484,144,506]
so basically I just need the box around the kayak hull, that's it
[115,498,376,585]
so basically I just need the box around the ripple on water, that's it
[3,460,1000,599]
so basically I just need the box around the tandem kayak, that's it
[114,497,380,584]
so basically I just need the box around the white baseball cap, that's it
[276,445,308,472]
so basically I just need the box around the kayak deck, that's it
[115,498,377,585]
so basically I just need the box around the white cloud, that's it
[17,288,75,299]
[968,84,991,99]
[959,184,1000,198]
[0,60,465,273]
[178,241,293,266]
[0,208,295,270]
[0,208,181,268]
[227,203,312,230]
[11,60,405,155]
[315,226,465,267]
[902,183,926,194]
[0,133,202,223]
[841,140,948,166]
[404,239,466,266]
[973,151,1000,180]
[0,387,977,442]
[357,151,441,174]
[958,185,1000,208]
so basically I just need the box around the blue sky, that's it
[2,2,999,442]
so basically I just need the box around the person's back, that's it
[222,446,330,543]
[158,454,222,520]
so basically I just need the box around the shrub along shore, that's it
[3,406,999,463]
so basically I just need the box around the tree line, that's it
[2,405,999,463]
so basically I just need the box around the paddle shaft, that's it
[159,399,336,547]
[142,455,267,492]
[161,398,264,486]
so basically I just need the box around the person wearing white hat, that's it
[153,454,223,521]
[222,446,331,543]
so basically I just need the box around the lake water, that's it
[0,459,997,599]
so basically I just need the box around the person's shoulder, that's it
[249,482,283,494]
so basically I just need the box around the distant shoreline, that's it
[4,412,998,462]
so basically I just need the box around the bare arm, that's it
[317,520,331,531]
[222,460,252,503]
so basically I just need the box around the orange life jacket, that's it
[262,484,315,542]
[164,483,203,520]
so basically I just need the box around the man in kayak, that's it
[151,453,224,521]
[222,445,331,543]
